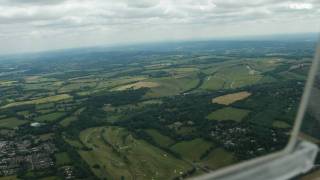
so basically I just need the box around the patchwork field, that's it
[113,81,160,91]
[78,127,192,180]
[207,107,250,122]
[272,120,291,129]
[145,129,175,147]
[171,138,212,162]
[0,40,311,179]
[202,148,237,170]
[55,152,72,166]
[1,94,72,109]
[0,117,27,129]
[34,112,66,122]
[201,65,263,90]
[59,116,78,127]
[145,75,199,97]
[212,91,251,105]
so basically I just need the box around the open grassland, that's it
[202,148,237,170]
[212,91,251,105]
[0,80,17,87]
[96,76,147,89]
[2,94,72,109]
[201,65,263,91]
[176,127,196,136]
[59,116,78,127]
[145,129,175,147]
[55,152,72,166]
[39,133,54,141]
[145,75,199,97]
[113,81,160,91]
[24,76,58,83]
[0,176,18,180]
[171,138,212,162]
[78,127,192,180]
[39,176,61,180]
[0,117,27,129]
[272,120,291,129]
[34,112,66,122]
[207,107,250,122]
[23,82,62,91]
[58,82,97,93]
[63,137,84,149]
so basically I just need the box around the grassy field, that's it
[0,117,27,129]
[96,76,147,89]
[78,127,192,180]
[176,127,196,136]
[212,91,251,105]
[171,138,212,162]
[34,112,66,122]
[0,176,19,180]
[59,116,78,127]
[201,65,263,91]
[202,148,237,170]
[145,75,199,97]
[207,107,250,122]
[145,129,175,147]
[39,133,54,141]
[58,82,97,93]
[272,120,291,129]
[2,94,72,109]
[63,137,84,149]
[55,152,72,166]
[113,81,160,91]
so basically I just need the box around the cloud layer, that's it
[0,0,319,54]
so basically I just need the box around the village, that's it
[0,135,55,177]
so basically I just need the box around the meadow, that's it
[207,107,250,122]
[78,127,192,179]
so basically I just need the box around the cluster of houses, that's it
[210,123,281,158]
[0,138,56,177]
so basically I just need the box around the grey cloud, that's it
[0,0,318,54]
[1,0,68,5]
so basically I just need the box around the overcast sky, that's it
[0,0,319,54]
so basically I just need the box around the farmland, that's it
[0,40,315,179]
[79,127,192,179]
[212,91,251,105]
[207,107,250,122]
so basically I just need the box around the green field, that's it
[171,138,212,162]
[145,129,175,147]
[0,40,311,179]
[0,176,19,180]
[34,112,66,122]
[58,82,97,93]
[59,116,78,127]
[78,127,192,179]
[145,75,199,97]
[0,117,27,129]
[201,64,263,90]
[272,120,291,129]
[203,148,237,170]
[2,94,72,109]
[207,107,250,122]
[55,152,72,166]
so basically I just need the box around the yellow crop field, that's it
[212,91,251,105]
[113,81,160,91]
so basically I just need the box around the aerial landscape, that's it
[0,0,319,179]
[0,38,318,179]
